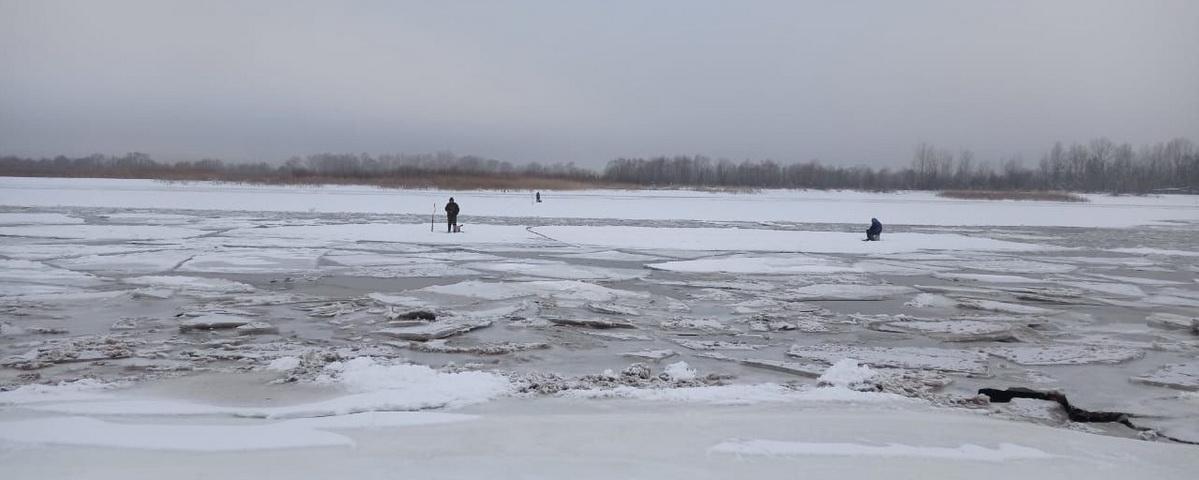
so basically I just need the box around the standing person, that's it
[535,192,541,203]
[445,197,460,233]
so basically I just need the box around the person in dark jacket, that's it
[445,197,460,232]
[865,218,882,241]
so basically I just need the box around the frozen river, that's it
[1,177,1197,478]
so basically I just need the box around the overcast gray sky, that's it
[1,0,1196,167]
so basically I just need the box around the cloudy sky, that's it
[1,0,1196,167]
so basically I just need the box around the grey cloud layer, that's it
[1,0,1196,166]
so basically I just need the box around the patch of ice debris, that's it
[674,339,766,351]
[560,383,805,404]
[816,359,875,389]
[410,340,550,355]
[781,284,916,301]
[1,335,141,370]
[420,280,645,304]
[904,293,958,308]
[662,361,698,382]
[787,344,989,374]
[659,317,740,334]
[266,356,302,372]
[870,318,1019,342]
[982,345,1144,365]
[124,275,255,294]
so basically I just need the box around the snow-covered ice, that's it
[2,179,1199,476]
[7,177,1197,227]
[709,439,1055,461]
[534,226,1049,253]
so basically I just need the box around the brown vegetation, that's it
[937,190,1089,202]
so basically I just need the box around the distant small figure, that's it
[535,192,542,203]
[865,218,882,241]
[445,197,460,233]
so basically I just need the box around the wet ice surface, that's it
[2,193,1199,454]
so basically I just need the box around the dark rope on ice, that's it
[979,387,1199,445]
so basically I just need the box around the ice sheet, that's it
[0,213,82,225]
[123,275,255,293]
[0,412,476,451]
[787,344,989,374]
[0,224,205,240]
[647,254,856,274]
[534,226,1050,253]
[465,260,646,281]
[49,250,194,274]
[0,259,106,287]
[7,177,1197,227]
[420,280,646,303]
[228,223,542,245]
[178,248,324,274]
[782,284,916,301]
[709,440,1053,461]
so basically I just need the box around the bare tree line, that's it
[604,138,1198,193]
[2,138,1196,193]
[0,152,599,189]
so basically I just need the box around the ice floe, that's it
[228,223,542,245]
[781,284,916,301]
[1146,313,1198,332]
[49,250,194,274]
[0,224,205,240]
[787,344,989,374]
[708,440,1053,461]
[27,358,512,418]
[647,254,857,274]
[1132,363,1199,391]
[933,273,1049,284]
[553,249,664,262]
[0,412,476,451]
[532,226,1049,254]
[420,280,645,304]
[466,259,646,281]
[870,318,1019,342]
[982,345,1144,365]
[123,275,255,294]
[0,213,83,225]
[178,248,324,274]
[0,259,106,288]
